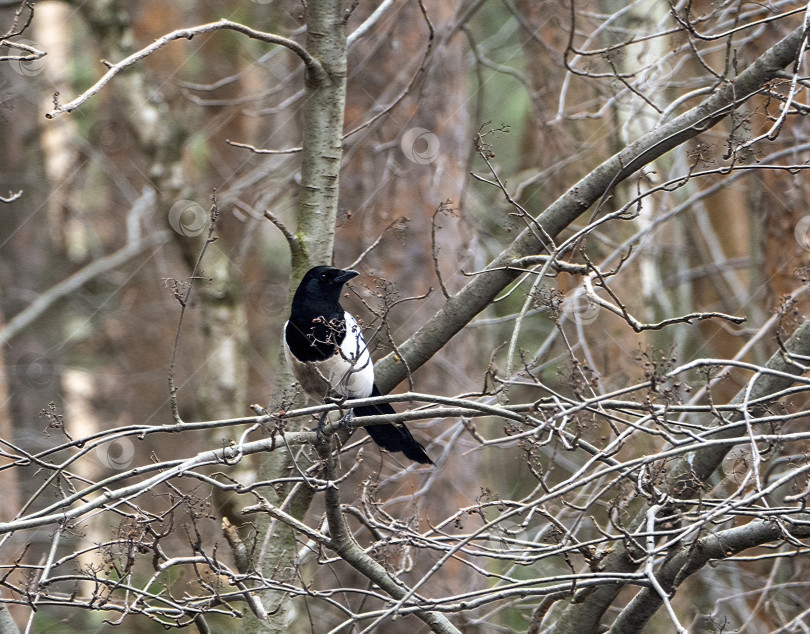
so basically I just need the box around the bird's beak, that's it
[335,269,359,284]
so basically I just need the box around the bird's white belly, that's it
[284,312,374,400]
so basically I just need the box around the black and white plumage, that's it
[284,266,432,465]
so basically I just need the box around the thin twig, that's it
[46,19,325,118]
[226,140,302,155]
[0,190,23,203]
[0,229,170,345]
[431,201,455,299]
[263,209,300,256]
[345,217,407,271]
[167,194,220,423]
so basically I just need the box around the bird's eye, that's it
[319,272,327,281]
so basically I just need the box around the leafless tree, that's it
[2,1,810,633]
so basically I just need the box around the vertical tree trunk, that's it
[292,0,349,273]
[245,2,349,632]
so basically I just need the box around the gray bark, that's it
[376,26,807,392]
[247,2,350,632]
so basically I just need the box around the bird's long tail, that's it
[354,384,433,465]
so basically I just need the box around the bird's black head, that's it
[291,266,359,318]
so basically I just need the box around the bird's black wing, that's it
[354,384,433,465]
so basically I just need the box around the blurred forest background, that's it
[3,0,810,632]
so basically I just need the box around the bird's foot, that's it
[314,412,329,443]
[337,410,354,430]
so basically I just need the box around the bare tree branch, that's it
[45,19,326,118]
[375,24,809,392]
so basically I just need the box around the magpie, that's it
[284,266,432,465]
